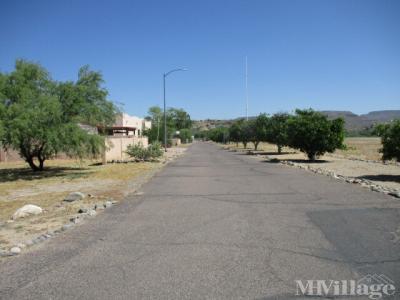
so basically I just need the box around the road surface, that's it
[1,142,400,299]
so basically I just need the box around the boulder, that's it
[10,247,21,255]
[12,204,43,220]
[64,192,85,202]
[86,209,97,216]
[389,191,400,198]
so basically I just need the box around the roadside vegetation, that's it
[201,109,399,163]
[0,60,118,171]
[204,109,345,161]
[144,106,193,145]
[126,142,163,161]
[0,61,191,255]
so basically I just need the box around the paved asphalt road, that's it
[1,142,400,299]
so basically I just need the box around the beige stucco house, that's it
[100,113,152,163]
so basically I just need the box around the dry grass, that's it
[0,158,163,248]
[334,137,382,161]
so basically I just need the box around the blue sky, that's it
[1,0,399,119]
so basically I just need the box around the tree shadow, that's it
[357,174,400,183]
[249,151,295,155]
[262,158,329,164]
[282,159,329,163]
[0,166,91,183]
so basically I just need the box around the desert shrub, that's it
[374,120,400,161]
[147,141,164,159]
[126,142,163,161]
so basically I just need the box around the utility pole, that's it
[245,56,249,121]
[163,68,188,152]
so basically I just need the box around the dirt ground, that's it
[0,146,187,250]
[226,138,400,192]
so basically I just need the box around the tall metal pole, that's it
[163,74,167,152]
[162,68,188,152]
[245,56,249,121]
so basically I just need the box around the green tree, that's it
[0,73,6,139]
[207,127,229,143]
[239,120,250,148]
[374,120,400,161]
[144,106,192,144]
[286,109,345,161]
[243,119,264,151]
[0,60,117,171]
[168,108,192,130]
[179,128,192,143]
[265,113,289,154]
[229,121,242,146]
[57,65,116,126]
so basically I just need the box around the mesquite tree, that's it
[0,60,117,171]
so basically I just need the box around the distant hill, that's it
[193,110,400,133]
[320,110,400,131]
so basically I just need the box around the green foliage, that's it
[0,60,117,171]
[168,108,192,130]
[241,120,258,150]
[144,106,192,144]
[179,128,192,143]
[374,120,400,161]
[125,142,163,161]
[286,109,345,160]
[228,121,242,145]
[345,126,376,137]
[265,113,290,153]
[207,127,229,143]
[57,65,116,126]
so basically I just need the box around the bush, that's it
[147,141,164,159]
[287,109,345,160]
[374,120,400,161]
[179,128,192,143]
[126,142,163,161]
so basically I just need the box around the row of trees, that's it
[0,60,118,171]
[205,109,346,161]
[205,110,400,162]
[144,106,192,144]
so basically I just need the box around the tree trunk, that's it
[254,141,259,151]
[308,152,316,161]
[243,142,247,149]
[38,157,45,171]
[277,144,282,154]
[37,146,45,171]
[26,156,40,171]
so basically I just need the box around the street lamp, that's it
[163,68,188,152]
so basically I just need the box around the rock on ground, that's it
[12,204,43,220]
[64,192,85,202]
[10,247,21,254]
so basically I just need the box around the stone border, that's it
[0,147,188,258]
[277,160,400,198]
[0,200,118,257]
[221,146,400,200]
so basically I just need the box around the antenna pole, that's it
[245,56,249,121]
